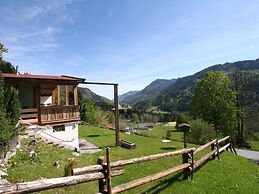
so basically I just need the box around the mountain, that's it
[119,91,139,103]
[78,87,113,106]
[120,58,259,112]
[156,59,259,111]
[120,79,176,105]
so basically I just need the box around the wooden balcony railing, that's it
[40,105,80,124]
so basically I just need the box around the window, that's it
[53,125,65,132]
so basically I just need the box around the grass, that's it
[248,133,259,151]
[5,125,259,194]
[135,124,183,141]
[148,152,259,194]
[248,140,259,151]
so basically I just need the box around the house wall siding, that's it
[35,123,79,150]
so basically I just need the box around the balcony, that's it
[20,105,80,125]
[40,105,80,124]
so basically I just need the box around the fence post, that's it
[216,139,220,160]
[98,156,106,193]
[211,140,215,159]
[227,137,233,153]
[190,150,194,179]
[182,152,190,179]
[229,137,237,154]
[106,148,112,194]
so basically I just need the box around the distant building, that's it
[136,122,154,130]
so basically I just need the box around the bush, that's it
[176,112,192,128]
[189,119,217,145]
[0,77,21,153]
[4,87,21,125]
[64,158,78,176]
[0,109,17,157]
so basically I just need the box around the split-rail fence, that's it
[0,136,236,194]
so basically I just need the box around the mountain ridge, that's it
[119,78,176,105]
[119,58,259,111]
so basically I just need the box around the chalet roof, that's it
[1,73,85,84]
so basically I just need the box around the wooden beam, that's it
[65,85,69,105]
[57,85,60,106]
[219,143,231,153]
[52,89,55,105]
[72,165,103,175]
[114,84,120,146]
[106,148,112,194]
[110,148,195,168]
[194,150,217,170]
[72,148,195,176]
[112,163,191,194]
[35,84,41,123]
[73,85,78,105]
[82,81,118,86]
[21,108,38,113]
[193,139,217,155]
[97,157,106,193]
[182,153,190,179]
[218,136,230,144]
[0,170,124,194]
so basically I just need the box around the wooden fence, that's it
[0,136,235,194]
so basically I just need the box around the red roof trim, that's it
[1,73,85,83]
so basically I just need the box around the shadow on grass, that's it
[98,145,117,149]
[87,135,100,137]
[160,147,177,151]
[139,159,212,193]
[87,134,114,138]
[140,172,183,194]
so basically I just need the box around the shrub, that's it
[0,77,21,154]
[189,119,217,145]
[64,158,78,176]
[176,112,192,128]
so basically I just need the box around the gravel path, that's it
[79,138,101,154]
[236,149,259,160]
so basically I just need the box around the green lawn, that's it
[248,133,259,151]
[6,125,259,194]
[248,140,259,151]
[135,124,183,141]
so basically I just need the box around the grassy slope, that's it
[6,125,259,194]
[248,140,259,151]
[135,124,183,141]
[248,133,259,151]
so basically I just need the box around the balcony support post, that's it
[73,85,78,105]
[57,85,61,106]
[65,85,69,105]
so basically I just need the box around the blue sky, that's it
[1,0,259,99]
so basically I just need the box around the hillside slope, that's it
[120,58,259,111]
[78,87,112,105]
[119,91,139,103]
[156,58,259,111]
[120,78,176,105]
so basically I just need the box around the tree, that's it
[189,119,216,145]
[4,87,21,125]
[230,71,257,145]
[0,43,16,73]
[191,71,237,136]
[0,43,8,59]
[0,75,21,150]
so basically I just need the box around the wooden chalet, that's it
[1,73,85,126]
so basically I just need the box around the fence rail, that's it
[0,136,235,194]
